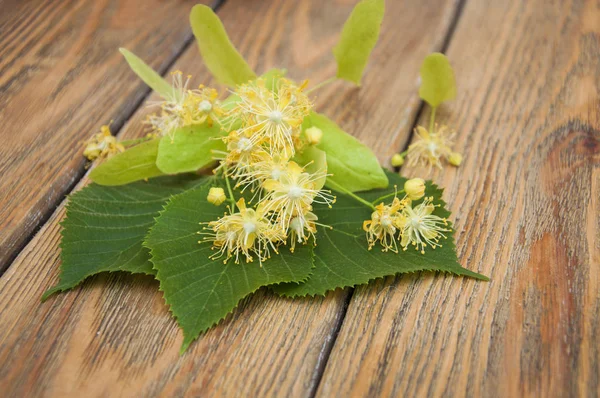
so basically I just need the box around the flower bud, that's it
[207,187,226,206]
[305,127,323,145]
[404,178,426,201]
[391,153,404,167]
[83,144,101,160]
[448,152,462,166]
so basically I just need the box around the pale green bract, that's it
[293,145,328,191]
[145,182,314,352]
[273,171,488,297]
[301,112,388,192]
[42,175,208,300]
[419,52,457,108]
[90,139,164,186]
[333,0,385,85]
[190,5,257,87]
[156,124,226,174]
[119,48,174,100]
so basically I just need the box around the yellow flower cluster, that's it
[83,125,124,161]
[363,179,449,254]
[146,71,224,140]
[406,125,462,169]
[202,78,334,264]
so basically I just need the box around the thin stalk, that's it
[372,190,405,205]
[429,106,437,133]
[328,180,375,211]
[223,169,236,211]
[306,77,337,94]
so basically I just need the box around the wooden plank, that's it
[317,0,600,396]
[0,0,209,272]
[0,0,463,396]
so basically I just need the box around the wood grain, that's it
[0,0,208,272]
[317,0,600,397]
[0,0,462,396]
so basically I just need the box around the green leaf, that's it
[333,0,385,85]
[42,175,208,301]
[419,53,457,108]
[156,124,226,174]
[190,5,256,87]
[273,171,488,297]
[120,48,174,99]
[145,182,314,352]
[90,139,164,186]
[303,112,388,192]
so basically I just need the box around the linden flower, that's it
[288,211,318,253]
[185,85,224,126]
[262,161,334,230]
[147,71,221,139]
[398,196,450,254]
[234,153,290,191]
[234,78,312,157]
[363,196,409,252]
[83,125,124,161]
[215,130,269,179]
[406,125,458,169]
[201,199,285,265]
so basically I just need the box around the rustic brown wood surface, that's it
[1,0,598,397]
[0,0,462,396]
[0,0,207,272]
[317,0,600,397]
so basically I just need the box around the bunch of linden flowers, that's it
[391,53,463,170]
[200,77,335,265]
[363,178,450,254]
[83,71,453,263]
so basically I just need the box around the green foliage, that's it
[90,139,164,186]
[419,53,456,108]
[273,171,488,297]
[145,182,314,352]
[302,112,388,192]
[156,124,226,174]
[333,0,385,85]
[120,48,174,99]
[190,5,256,87]
[42,176,208,301]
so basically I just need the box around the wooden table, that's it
[1,0,598,396]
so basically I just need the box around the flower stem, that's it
[306,77,337,94]
[223,169,236,210]
[429,106,437,133]
[371,190,405,205]
[328,180,375,211]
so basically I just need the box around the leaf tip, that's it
[41,286,61,302]
[180,333,197,354]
